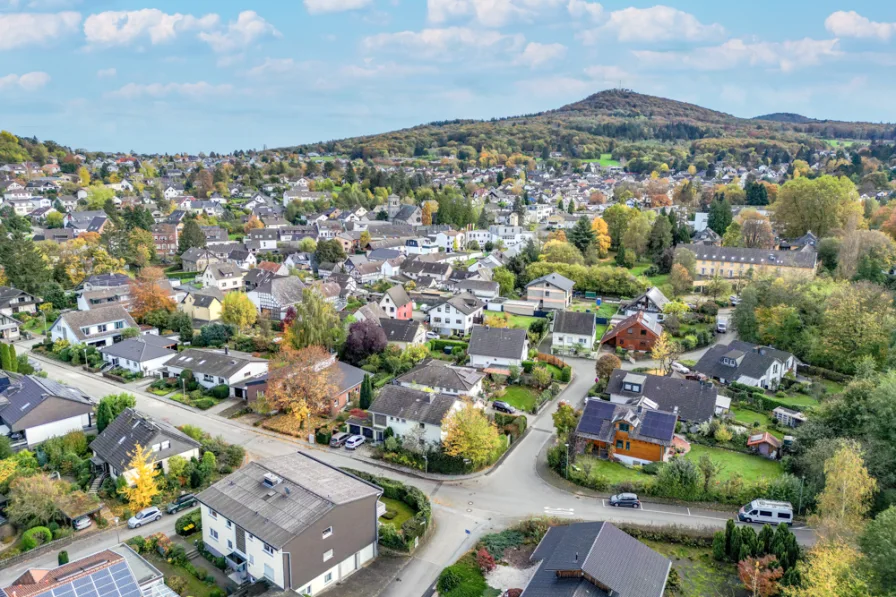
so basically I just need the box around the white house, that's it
[163,348,269,390]
[465,229,494,249]
[199,263,246,293]
[694,341,797,390]
[0,376,94,447]
[467,326,529,369]
[551,311,597,353]
[49,305,138,348]
[366,385,463,445]
[99,335,177,376]
[394,360,484,398]
[196,452,382,594]
[429,293,484,336]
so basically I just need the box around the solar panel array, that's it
[35,562,141,597]
[639,411,676,441]
[578,400,616,435]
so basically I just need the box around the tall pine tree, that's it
[359,374,372,410]
[708,194,733,236]
[178,219,206,254]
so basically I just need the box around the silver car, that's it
[128,506,162,529]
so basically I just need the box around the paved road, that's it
[9,343,809,596]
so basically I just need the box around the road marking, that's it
[687,508,691,516]
[544,507,575,517]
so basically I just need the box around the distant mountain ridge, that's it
[753,113,818,124]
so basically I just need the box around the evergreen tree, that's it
[476,207,492,229]
[708,194,733,236]
[568,216,596,253]
[0,344,9,371]
[178,219,206,254]
[567,199,574,214]
[96,400,115,433]
[7,344,16,373]
[647,216,673,263]
[746,181,769,206]
[359,374,372,409]
[344,162,357,185]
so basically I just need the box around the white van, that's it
[737,499,793,525]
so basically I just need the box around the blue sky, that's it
[1,0,895,153]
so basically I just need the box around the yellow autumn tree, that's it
[243,215,264,234]
[811,439,877,541]
[121,443,160,511]
[0,458,18,488]
[651,332,681,376]
[221,291,257,332]
[421,201,438,226]
[590,217,611,256]
[784,540,871,597]
[442,400,502,469]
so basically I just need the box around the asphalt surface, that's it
[4,334,810,596]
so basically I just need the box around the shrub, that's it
[209,385,230,400]
[192,398,217,410]
[58,550,69,565]
[165,576,188,596]
[479,529,524,559]
[315,430,332,445]
[437,567,461,593]
[476,548,495,574]
[381,509,397,520]
[175,510,201,536]
[559,366,572,383]
[22,526,53,551]
[521,360,535,373]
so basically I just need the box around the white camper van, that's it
[737,499,793,525]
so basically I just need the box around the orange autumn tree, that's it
[266,345,338,429]
[130,267,175,321]
[243,215,264,234]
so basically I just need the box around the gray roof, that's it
[54,305,138,341]
[524,522,671,597]
[331,361,366,394]
[368,385,458,426]
[679,243,817,269]
[384,285,411,308]
[0,287,38,309]
[356,302,388,322]
[203,263,244,280]
[695,341,793,382]
[0,375,93,432]
[195,452,382,548]
[441,293,484,315]
[98,335,177,363]
[181,248,217,263]
[255,276,306,307]
[627,287,670,311]
[455,280,499,294]
[468,325,528,359]
[526,273,575,292]
[606,370,717,422]
[165,348,266,378]
[89,408,201,474]
[553,311,596,337]
[379,318,423,343]
[395,360,483,393]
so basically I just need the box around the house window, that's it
[627,328,634,334]
[615,440,623,449]
[322,527,333,539]
[640,330,647,336]
[209,509,218,519]
[227,540,233,549]
[210,529,219,541]
[114,321,125,329]
[619,423,630,432]
[324,573,333,584]
[323,549,333,562]
[625,442,630,450]
[226,520,232,529]
[263,543,275,555]
[162,441,170,449]
[152,443,161,452]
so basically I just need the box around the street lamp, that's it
[564,443,569,480]
[797,475,805,516]
[423,452,428,475]
[82,347,88,369]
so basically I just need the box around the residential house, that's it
[392,204,422,226]
[394,360,483,398]
[354,302,388,325]
[81,273,131,293]
[694,341,796,390]
[379,318,426,349]
[401,260,453,283]
[772,406,807,428]
[202,226,230,245]
[199,263,246,293]
[526,273,575,310]
[243,269,279,293]
[429,294,484,336]
[152,223,179,260]
[467,325,529,369]
[623,286,670,320]
[379,285,412,320]
[691,227,721,245]
[248,276,306,320]
[256,261,289,277]
[551,311,597,353]
[227,248,257,270]
[350,262,385,285]
[180,289,224,324]
[99,335,177,376]
[454,280,500,300]
[521,522,671,597]
[196,452,382,593]
[181,248,220,272]
[76,286,132,311]
[574,398,682,465]
[600,311,663,353]
[404,238,438,255]
[606,370,718,423]
[364,385,461,445]
[0,375,94,447]
[0,286,40,317]
[0,314,21,341]
[164,348,268,391]
[89,408,200,483]
[680,244,818,281]
[50,305,138,348]
[747,432,783,460]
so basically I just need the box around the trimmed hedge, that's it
[175,510,202,536]
[315,430,332,445]
[431,339,469,352]
[797,363,851,383]
[22,527,53,551]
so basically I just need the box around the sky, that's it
[2,0,896,154]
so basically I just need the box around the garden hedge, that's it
[22,527,53,551]
[430,340,469,352]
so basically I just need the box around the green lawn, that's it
[641,541,743,597]
[23,318,52,334]
[544,363,563,379]
[568,302,617,318]
[379,496,415,529]
[571,456,642,484]
[818,378,845,396]
[499,386,538,411]
[594,324,608,340]
[504,314,544,330]
[684,444,783,483]
[772,393,819,408]
[581,153,621,167]
[730,408,783,440]
[149,387,176,396]
[629,263,670,288]
[146,553,222,597]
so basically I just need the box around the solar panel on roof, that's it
[35,561,141,597]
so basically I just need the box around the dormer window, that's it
[622,382,642,393]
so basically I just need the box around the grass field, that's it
[23,318,51,334]
[581,153,621,167]
[595,324,608,340]
[824,139,856,148]
[772,393,820,408]
[504,314,544,330]
[379,496,415,529]
[568,302,617,318]
[730,408,783,440]
[629,263,670,288]
[685,444,783,483]
[499,386,538,411]
[642,541,745,597]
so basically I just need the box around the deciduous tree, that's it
[540,240,583,265]
[492,267,515,297]
[287,288,344,350]
[442,401,502,468]
[786,541,871,597]
[243,215,263,234]
[129,267,175,321]
[738,556,783,597]
[595,353,621,380]
[774,175,863,238]
[178,219,206,253]
[221,292,257,332]
[651,332,681,375]
[590,217,611,256]
[812,439,877,541]
[859,506,896,592]
[343,320,387,365]
[7,475,64,528]
[96,393,136,432]
[266,345,337,428]
[121,443,160,511]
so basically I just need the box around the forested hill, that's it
[290,89,896,161]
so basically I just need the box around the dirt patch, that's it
[487,561,538,594]
[501,545,536,569]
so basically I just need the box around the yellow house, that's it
[179,291,223,325]
[680,244,817,282]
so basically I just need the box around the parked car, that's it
[27,358,41,372]
[737,499,793,525]
[329,432,350,448]
[73,516,92,531]
[345,435,366,450]
[426,331,440,340]
[729,295,741,306]
[492,400,514,414]
[128,506,162,528]
[166,493,197,514]
[670,362,690,374]
[609,493,641,508]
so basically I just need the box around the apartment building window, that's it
[322,527,333,539]
[226,520,232,529]
[324,573,333,584]
[263,543,275,555]
[209,509,218,519]
[210,529,219,541]
[323,549,333,562]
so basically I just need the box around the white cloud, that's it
[362,27,524,59]
[634,38,841,72]
[339,62,437,78]
[567,0,602,21]
[583,64,633,84]
[83,9,219,47]
[247,57,298,77]
[600,5,724,43]
[304,0,372,14]
[427,0,565,27]
[0,71,50,91]
[825,11,895,41]
[197,11,279,53]
[516,41,566,68]
[96,67,117,78]
[515,75,593,98]
[0,12,81,50]
[108,81,232,99]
